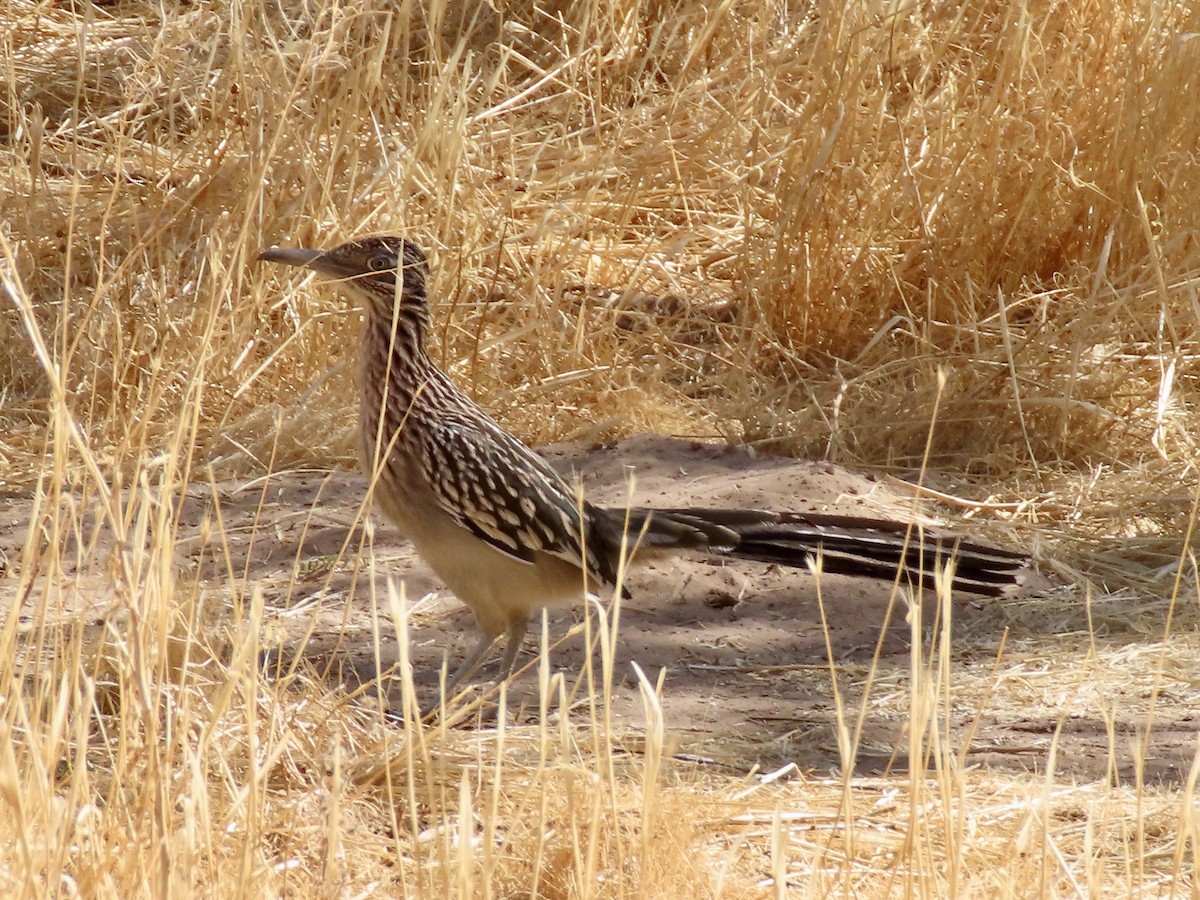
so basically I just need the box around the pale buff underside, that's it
[362,430,594,640]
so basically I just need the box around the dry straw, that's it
[2,0,1199,894]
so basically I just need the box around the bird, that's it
[258,235,1028,705]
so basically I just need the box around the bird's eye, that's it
[366,253,393,272]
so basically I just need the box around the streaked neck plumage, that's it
[349,269,460,478]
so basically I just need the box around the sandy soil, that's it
[3,436,1194,784]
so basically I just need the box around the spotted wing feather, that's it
[419,419,616,586]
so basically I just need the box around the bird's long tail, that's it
[611,507,1027,597]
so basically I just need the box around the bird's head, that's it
[258,235,430,320]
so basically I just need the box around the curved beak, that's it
[258,246,360,280]
[257,246,321,267]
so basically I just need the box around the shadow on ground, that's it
[3,436,1193,784]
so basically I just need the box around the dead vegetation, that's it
[2,0,1200,894]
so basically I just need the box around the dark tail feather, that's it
[616,507,1027,598]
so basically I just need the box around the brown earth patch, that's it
[3,436,1192,785]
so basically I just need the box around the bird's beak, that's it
[258,245,362,280]
[257,246,322,268]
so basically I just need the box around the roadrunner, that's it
[259,236,1027,700]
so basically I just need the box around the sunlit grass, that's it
[2,0,1199,894]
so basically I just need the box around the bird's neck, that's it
[362,299,440,395]
[369,297,430,356]
[358,299,458,471]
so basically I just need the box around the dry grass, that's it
[2,0,1200,894]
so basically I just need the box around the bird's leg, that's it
[421,632,499,717]
[417,622,530,721]
[496,618,530,683]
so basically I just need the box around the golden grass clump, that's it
[2,0,1200,894]
[4,0,1197,478]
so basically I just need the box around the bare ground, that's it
[3,436,1193,785]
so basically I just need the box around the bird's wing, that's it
[417,418,614,585]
